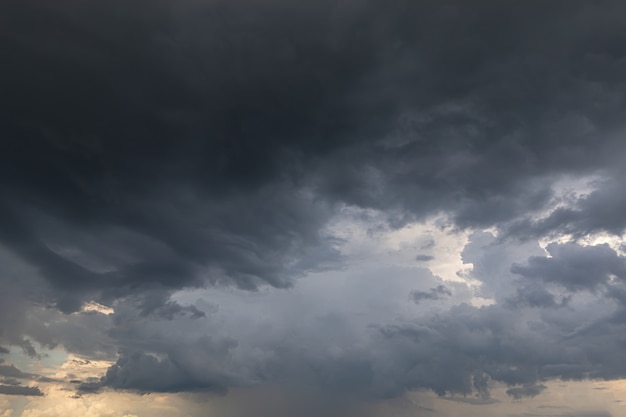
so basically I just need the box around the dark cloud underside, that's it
[2,0,626,305]
[0,385,43,397]
[0,0,626,409]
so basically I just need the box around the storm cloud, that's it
[1,0,626,415]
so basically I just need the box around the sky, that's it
[1,0,626,416]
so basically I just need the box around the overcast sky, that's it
[2,1,626,416]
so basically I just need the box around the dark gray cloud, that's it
[49,233,626,404]
[95,292,619,401]
[88,351,232,394]
[505,178,626,240]
[506,383,547,399]
[1,0,626,312]
[0,360,54,397]
[1,0,626,412]
[0,363,31,379]
[410,285,451,303]
[370,300,626,398]
[132,289,206,320]
[0,361,55,384]
[0,384,43,396]
[512,243,626,292]
[506,284,570,309]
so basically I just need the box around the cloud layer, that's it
[1,0,626,415]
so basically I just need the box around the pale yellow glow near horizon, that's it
[3,350,626,417]
[405,379,626,417]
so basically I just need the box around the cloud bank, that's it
[1,1,626,415]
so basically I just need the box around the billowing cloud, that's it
[1,0,626,312]
[1,0,626,416]
[512,242,626,292]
